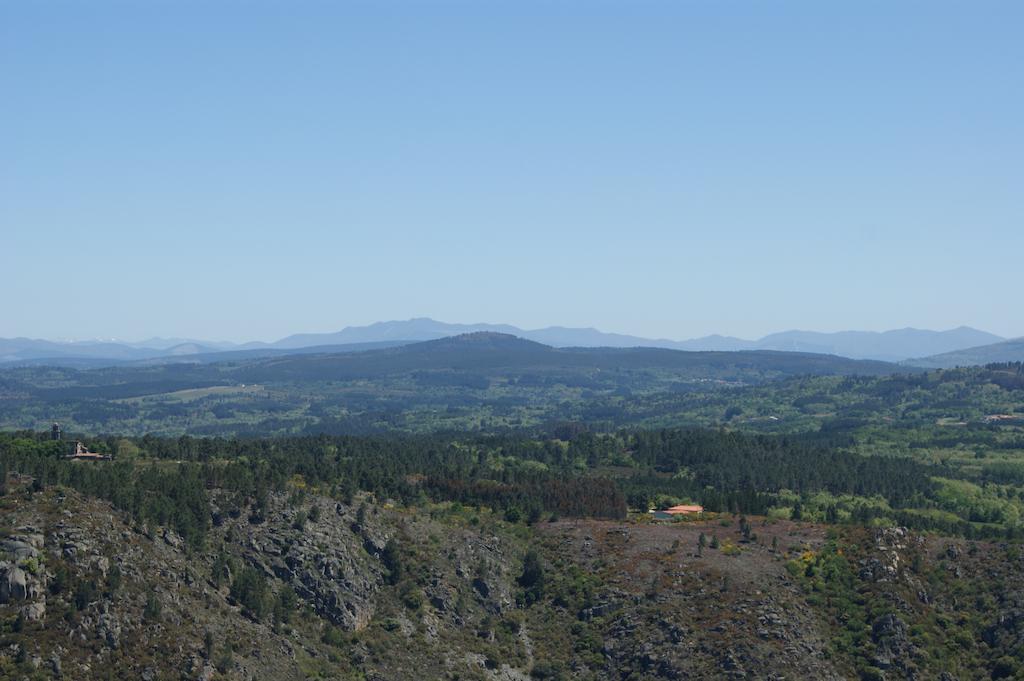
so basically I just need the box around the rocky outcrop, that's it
[18,478,1007,681]
[859,527,911,582]
[1,534,46,606]
[23,601,46,621]
[2,537,42,561]
[0,564,30,602]
[871,613,916,674]
[227,493,385,631]
[2,527,49,631]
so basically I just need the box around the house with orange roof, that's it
[649,504,704,519]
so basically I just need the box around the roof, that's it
[664,504,704,514]
[67,452,111,460]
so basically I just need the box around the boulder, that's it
[13,531,45,550]
[98,613,122,648]
[1,539,40,561]
[91,555,111,578]
[23,601,46,621]
[162,529,183,550]
[0,565,29,602]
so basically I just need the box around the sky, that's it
[2,1,1022,343]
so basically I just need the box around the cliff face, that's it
[2,474,1023,680]
[0,475,536,681]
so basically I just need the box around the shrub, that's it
[531,662,565,680]
[518,549,545,605]
[143,592,162,621]
[382,539,403,585]
[322,625,346,647]
[230,566,270,620]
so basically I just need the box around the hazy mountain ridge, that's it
[0,319,1006,366]
[267,317,524,348]
[906,337,1024,368]
[265,320,1003,361]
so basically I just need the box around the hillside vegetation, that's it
[4,430,1024,680]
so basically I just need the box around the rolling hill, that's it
[906,337,1024,368]
[0,332,917,435]
[1,333,907,400]
[234,332,905,384]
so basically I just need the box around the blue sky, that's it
[3,1,1022,342]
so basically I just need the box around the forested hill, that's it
[0,332,904,397]
[235,332,902,382]
[0,332,912,436]
[907,337,1024,369]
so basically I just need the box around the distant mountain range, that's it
[0,318,1015,367]
[263,319,1006,361]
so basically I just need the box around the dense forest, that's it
[1,360,1022,549]
[3,414,1022,547]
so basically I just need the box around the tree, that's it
[382,539,403,585]
[627,491,650,511]
[518,549,545,605]
[274,586,298,624]
[504,505,522,523]
[74,578,98,610]
[249,491,269,524]
[106,565,122,597]
[203,630,215,659]
[211,550,232,588]
[144,592,162,621]
[230,566,270,620]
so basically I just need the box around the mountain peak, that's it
[418,332,550,350]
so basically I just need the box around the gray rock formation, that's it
[0,564,29,602]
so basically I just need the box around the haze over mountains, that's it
[0,318,1016,367]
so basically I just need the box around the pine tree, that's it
[382,539,403,585]
[518,549,545,605]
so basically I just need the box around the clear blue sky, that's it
[3,1,1022,342]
